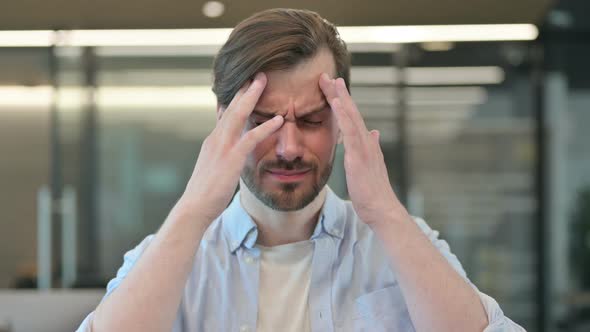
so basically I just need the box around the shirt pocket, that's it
[352,285,416,332]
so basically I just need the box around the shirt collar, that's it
[222,193,259,253]
[311,187,346,240]
[222,186,346,253]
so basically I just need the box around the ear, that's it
[216,103,226,122]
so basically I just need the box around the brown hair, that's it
[212,8,350,107]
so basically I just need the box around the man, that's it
[77,8,525,332]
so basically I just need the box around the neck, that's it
[239,179,327,247]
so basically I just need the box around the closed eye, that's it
[250,113,274,127]
[302,119,323,126]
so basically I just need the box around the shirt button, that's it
[244,255,256,264]
[240,325,250,332]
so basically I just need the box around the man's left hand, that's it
[319,73,408,227]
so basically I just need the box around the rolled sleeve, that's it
[412,216,526,331]
[75,312,94,332]
[478,290,526,332]
[73,235,155,331]
[103,234,155,297]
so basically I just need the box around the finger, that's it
[236,115,284,153]
[230,81,251,108]
[319,75,355,136]
[369,130,386,167]
[334,78,369,133]
[370,129,380,145]
[224,72,267,133]
[219,80,251,123]
[318,72,337,101]
[331,98,361,151]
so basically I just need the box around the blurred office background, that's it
[0,0,588,331]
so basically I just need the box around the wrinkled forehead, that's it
[256,49,337,116]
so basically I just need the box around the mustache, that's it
[261,158,316,171]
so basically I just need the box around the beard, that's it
[241,153,335,211]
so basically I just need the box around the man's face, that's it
[240,49,340,211]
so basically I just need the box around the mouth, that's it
[265,168,311,182]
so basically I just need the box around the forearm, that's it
[371,208,488,332]
[92,198,210,332]
[319,75,489,331]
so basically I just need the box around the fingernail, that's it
[248,73,265,90]
[255,72,266,81]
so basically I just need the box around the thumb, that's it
[370,129,380,142]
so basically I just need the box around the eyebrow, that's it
[252,102,328,119]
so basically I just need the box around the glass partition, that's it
[0,37,565,332]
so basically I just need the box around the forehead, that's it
[256,48,337,115]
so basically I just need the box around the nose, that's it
[275,121,304,162]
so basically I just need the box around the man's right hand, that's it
[89,76,282,331]
[180,72,283,223]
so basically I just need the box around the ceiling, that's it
[0,0,555,30]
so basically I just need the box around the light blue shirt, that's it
[77,188,525,331]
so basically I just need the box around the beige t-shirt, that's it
[256,240,314,332]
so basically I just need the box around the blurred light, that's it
[338,24,538,43]
[407,66,505,85]
[406,87,488,105]
[420,41,455,52]
[408,106,475,120]
[96,87,216,107]
[99,69,213,86]
[0,86,217,109]
[0,30,53,47]
[66,29,232,46]
[352,66,505,85]
[347,43,401,53]
[354,86,488,107]
[202,1,225,18]
[0,86,53,107]
[0,24,538,47]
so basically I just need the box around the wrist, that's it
[367,204,411,231]
[172,195,216,227]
